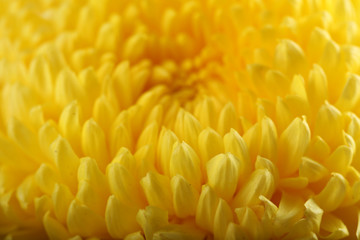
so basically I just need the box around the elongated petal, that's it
[313,173,348,212]
[196,185,219,232]
[207,153,240,201]
[232,169,275,208]
[105,195,140,239]
[278,117,310,177]
[170,141,202,191]
[171,175,199,218]
[140,171,173,214]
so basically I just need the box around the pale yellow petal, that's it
[299,157,328,182]
[278,117,310,177]
[320,213,349,239]
[207,153,240,201]
[170,141,202,191]
[214,199,233,240]
[195,185,219,232]
[171,175,199,218]
[59,101,83,155]
[51,136,79,192]
[274,39,307,77]
[232,169,275,208]
[140,171,173,214]
[273,193,304,238]
[157,128,178,176]
[235,207,263,239]
[313,173,348,212]
[67,200,107,237]
[82,119,109,171]
[43,212,71,240]
[105,195,139,239]
[52,184,74,224]
[198,128,224,166]
[136,206,169,240]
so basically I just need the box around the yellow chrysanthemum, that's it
[2,0,360,239]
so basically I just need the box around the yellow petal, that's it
[29,105,45,130]
[95,15,122,52]
[77,157,109,195]
[307,27,331,62]
[304,199,323,234]
[54,68,83,108]
[110,123,133,157]
[273,193,304,237]
[43,212,71,240]
[51,137,79,192]
[93,96,116,134]
[214,199,233,240]
[315,103,344,149]
[217,102,239,136]
[170,141,202,191]
[259,117,277,161]
[195,185,219,232]
[198,128,224,167]
[232,169,275,208]
[171,175,199,218]
[135,144,156,178]
[320,213,349,239]
[78,67,100,109]
[140,171,173,214]
[34,195,52,220]
[157,128,178,176]
[278,117,310,177]
[290,75,308,101]
[105,195,139,239]
[82,119,109,171]
[16,175,40,211]
[136,122,159,150]
[299,157,328,182]
[106,162,144,208]
[324,145,353,175]
[243,122,260,162]
[307,64,328,112]
[274,39,307,77]
[313,173,348,212]
[29,56,53,99]
[136,206,169,240]
[235,207,263,239]
[259,195,278,236]
[175,110,202,150]
[194,97,219,129]
[255,156,279,185]
[35,164,58,195]
[223,128,251,180]
[52,184,74,224]
[207,153,240,201]
[0,133,35,170]
[67,200,107,237]
[124,231,145,240]
[7,117,43,164]
[336,73,360,111]
[38,121,59,160]
[122,33,148,63]
[59,101,83,155]
[306,135,331,162]
[279,177,308,190]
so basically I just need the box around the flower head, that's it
[1,0,360,239]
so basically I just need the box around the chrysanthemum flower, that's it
[1,0,360,239]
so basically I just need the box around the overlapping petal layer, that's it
[1,0,360,239]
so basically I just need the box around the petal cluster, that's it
[1,0,360,239]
